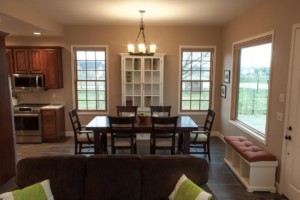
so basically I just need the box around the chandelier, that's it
[127,10,156,56]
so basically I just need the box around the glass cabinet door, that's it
[144,58,161,108]
[124,57,142,107]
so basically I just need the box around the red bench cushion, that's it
[224,136,277,162]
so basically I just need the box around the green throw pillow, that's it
[169,174,212,200]
[0,179,54,200]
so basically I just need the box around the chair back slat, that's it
[203,109,215,132]
[150,106,171,117]
[116,106,138,117]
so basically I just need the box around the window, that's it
[231,33,273,140]
[179,47,214,112]
[73,47,107,112]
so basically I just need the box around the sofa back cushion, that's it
[140,155,209,200]
[16,155,87,200]
[85,155,141,200]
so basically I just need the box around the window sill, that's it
[229,119,266,145]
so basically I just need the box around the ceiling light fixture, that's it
[128,10,156,56]
[33,32,41,35]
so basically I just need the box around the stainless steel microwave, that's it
[13,74,44,91]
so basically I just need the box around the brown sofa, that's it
[7,155,216,200]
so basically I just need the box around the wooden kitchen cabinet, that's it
[41,106,65,142]
[13,48,43,74]
[43,48,63,89]
[6,49,13,78]
[7,46,64,89]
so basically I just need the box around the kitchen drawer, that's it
[43,124,57,131]
[43,130,57,137]
[42,110,56,117]
[42,116,56,124]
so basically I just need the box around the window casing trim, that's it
[71,45,109,115]
[229,31,274,144]
[178,46,216,115]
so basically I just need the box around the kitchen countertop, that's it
[42,104,64,109]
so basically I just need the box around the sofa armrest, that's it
[0,177,19,194]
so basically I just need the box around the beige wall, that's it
[221,0,300,182]
[6,25,222,134]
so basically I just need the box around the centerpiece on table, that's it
[138,112,149,123]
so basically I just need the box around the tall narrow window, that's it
[180,48,214,112]
[232,34,273,140]
[74,47,107,112]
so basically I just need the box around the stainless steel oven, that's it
[14,104,48,143]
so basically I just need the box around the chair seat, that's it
[155,138,173,147]
[190,132,208,142]
[114,138,134,147]
[77,133,94,142]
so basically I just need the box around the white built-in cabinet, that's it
[120,53,165,112]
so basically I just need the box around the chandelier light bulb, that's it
[128,44,134,53]
[149,44,156,54]
[138,43,146,53]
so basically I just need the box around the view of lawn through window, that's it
[237,43,272,134]
[180,48,213,112]
[74,48,107,111]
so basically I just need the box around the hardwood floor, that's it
[11,136,286,199]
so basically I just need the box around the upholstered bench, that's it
[224,136,278,193]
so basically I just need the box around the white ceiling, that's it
[0,0,267,36]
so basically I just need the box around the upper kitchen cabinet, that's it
[6,49,13,77]
[43,48,63,89]
[7,46,64,89]
[13,48,43,74]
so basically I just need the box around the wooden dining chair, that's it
[68,109,94,155]
[108,116,136,154]
[150,106,171,117]
[116,106,138,117]
[150,116,178,155]
[189,109,215,160]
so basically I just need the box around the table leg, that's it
[182,130,190,154]
[101,133,108,153]
[94,131,102,154]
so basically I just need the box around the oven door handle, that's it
[14,113,39,117]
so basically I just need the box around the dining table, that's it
[85,115,198,154]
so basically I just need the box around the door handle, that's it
[285,135,292,140]
[288,126,292,131]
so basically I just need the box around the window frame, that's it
[229,32,274,144]
[71,45,109,114]
[178,46,215,115]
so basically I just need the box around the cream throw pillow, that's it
[169,174,212,200]
[0,179,54,200]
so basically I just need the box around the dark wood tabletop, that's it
[86,116,198,154]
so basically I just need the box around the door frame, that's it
[280,22,300,195]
